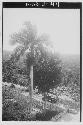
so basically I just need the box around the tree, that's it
[9,21,51,113]
[8,21,62,112]
[34,51,62,108]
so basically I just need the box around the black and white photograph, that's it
[2,2,82,122]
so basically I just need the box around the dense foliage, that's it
[34,53,62,93]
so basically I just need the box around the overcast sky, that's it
[3,8,80,55]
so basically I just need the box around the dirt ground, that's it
[58,112,80,122]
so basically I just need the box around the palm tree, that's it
[9,21,50,113]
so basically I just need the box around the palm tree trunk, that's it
[29,65,33,113]
[44,92,47,110]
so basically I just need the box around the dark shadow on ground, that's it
[36,110,60,121]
